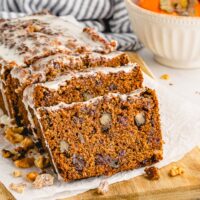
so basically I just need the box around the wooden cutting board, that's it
[1,53,200,200]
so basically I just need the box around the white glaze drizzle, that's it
[0,45,26,66]
[0,14,114,65]
[39,88,146,112]
[31,64,137,90]
[10,51,126,85]
[84,51,124,59]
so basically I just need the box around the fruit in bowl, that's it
[139,0,200,16]
[125,0,200,69]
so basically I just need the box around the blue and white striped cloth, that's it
[0,0,143,51]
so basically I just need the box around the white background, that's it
[139,48,200,105]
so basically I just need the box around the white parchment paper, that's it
[1,75,200,200]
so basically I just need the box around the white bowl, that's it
[125,0,200,69]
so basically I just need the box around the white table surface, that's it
[138,48,200,105]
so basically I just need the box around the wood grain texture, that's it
[0,53,199,200]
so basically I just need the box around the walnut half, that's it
[100,113,112,132]
[34,156,50,169]
[14,157,34,168]
[1,149,14,158]
[5,128,24,144]
[135,112,146,127]
[169,166,184,177]
[32,174,54,189]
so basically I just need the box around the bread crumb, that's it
[12,170,22,178]
[32,174,54,189]
[169,166,184,177]
[9,183,26,193]
[160,74,170,80]
[144,166,160,180]
[97,180,109,195]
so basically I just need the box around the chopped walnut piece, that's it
[14,157,34,168]
[34,156,50,169]
[12,170,22,178]
[9,183,26,193]
[97,180,109,195]
[21,137,34,150]
[5,132,24,144]
[26,25,41,33]
[169,166,184,177]
[12,127,24,134]
[12,148,26,161]
[2,149,14,158]
[100,113,112,132]
[5,127,24,144]
[135,112,146,127]
[26,148,41,158]
[32,174,54,189]
[144,166,160,180]
[60,140,69,153]
[26,171,39,182]
[100,113,111,126]
[160,74,170,80]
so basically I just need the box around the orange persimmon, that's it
[138,0,200,17]
[194,3,200,16]
[138,0,161,12]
